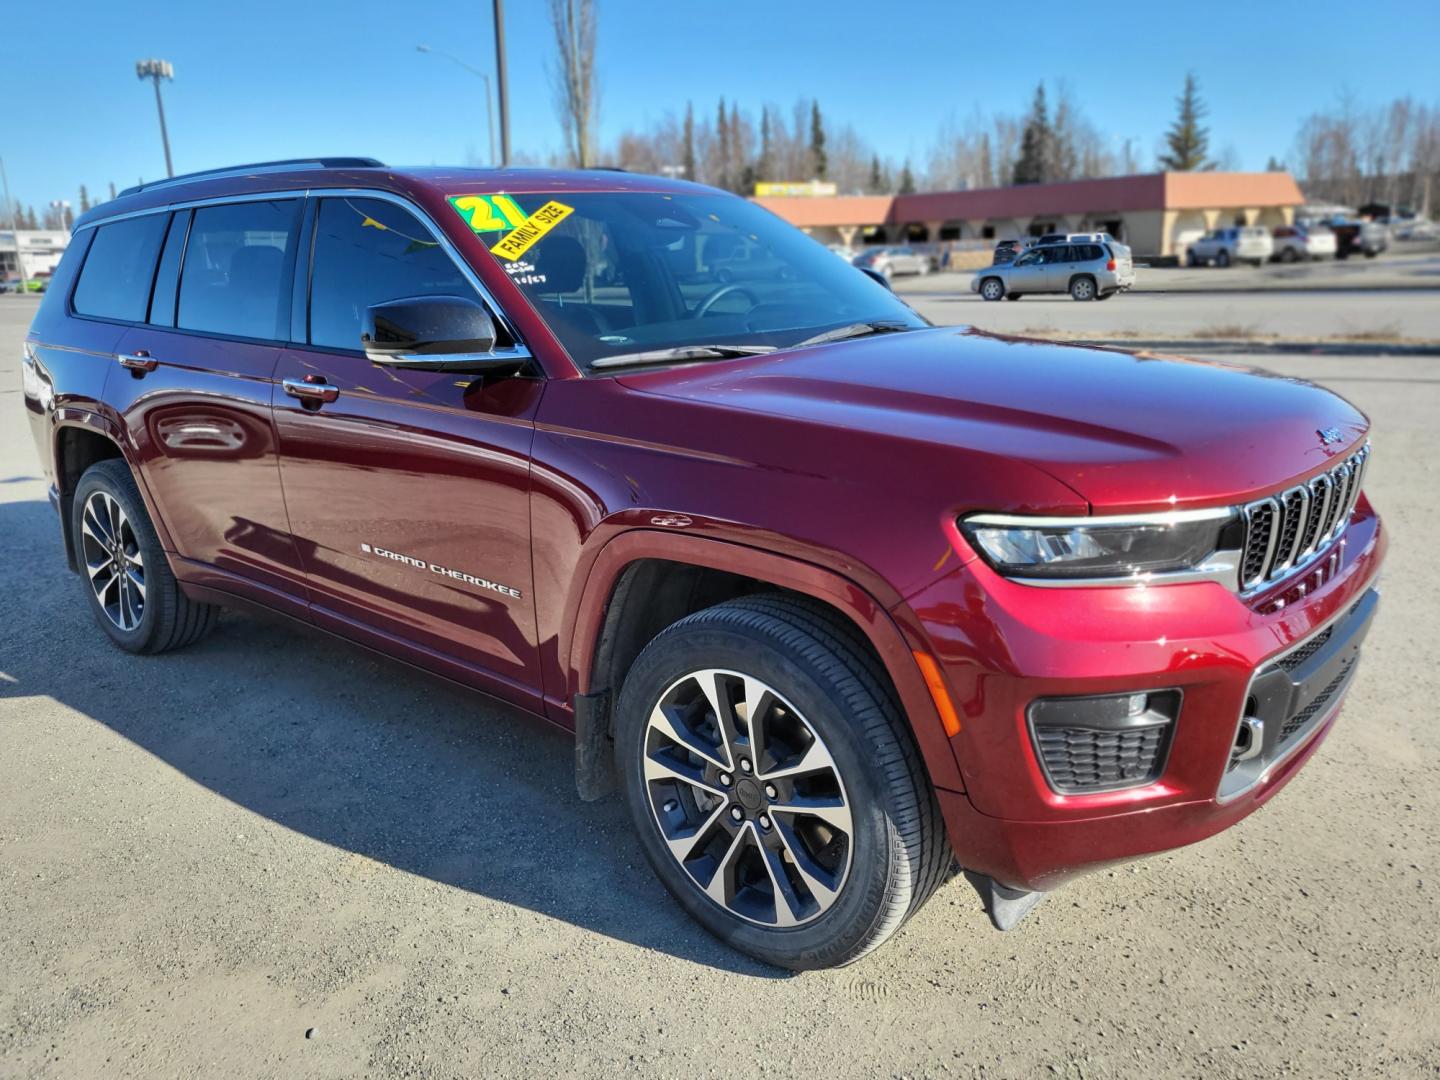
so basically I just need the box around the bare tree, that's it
[547,0,599,168]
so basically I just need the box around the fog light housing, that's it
[1027,690,1181,794]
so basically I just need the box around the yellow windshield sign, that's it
[490,201,574,261]
[449,194,527,233]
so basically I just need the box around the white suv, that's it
[1187,227,1273,268]
[972,237,1135,301]
[1271,224,1337,262]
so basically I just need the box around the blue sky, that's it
[4,0,1438,213]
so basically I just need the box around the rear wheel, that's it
[1186,250,1200,267]
[1069,275,1097,301]
[1216,249,1231,268]
[1281,246,1298,263]
[979,277,1005,301]
[71,459,219,654]
[615,595,949,970]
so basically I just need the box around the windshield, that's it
[452,190,927,373]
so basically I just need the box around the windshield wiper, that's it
[591,344,777,370]
[793,320,915,348]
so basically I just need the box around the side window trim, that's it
[146,210,192,327]
[140,212,175,323]
[65,188,530,359]
[291,197,319,346]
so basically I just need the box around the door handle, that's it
[117,351,158,373]
[282,377,340,404]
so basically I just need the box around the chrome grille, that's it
[1239,444,1369,591]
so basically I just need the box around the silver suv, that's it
[972,236,1135,301]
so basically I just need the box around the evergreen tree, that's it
[868,155,883,194]
[108,181,117,200]
[79,185,91,212]
[1158,73,1211,171]
[809,100,827,180]
[1265,155,1286,172]
[682,102,697,180]
[898,160,916,195]
[1012,84,1052,185]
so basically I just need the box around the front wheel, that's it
[1216,249,1231,268]
[71,459,219,654]
[979,277,1005,301]
[615,595,950,970]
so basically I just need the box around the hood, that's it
[616,327,1368,512]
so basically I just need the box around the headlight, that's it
[960,508,1242,581]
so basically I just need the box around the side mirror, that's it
[361,295,521,374]
[858,266,892,290]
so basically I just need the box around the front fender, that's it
[560,527,966,793]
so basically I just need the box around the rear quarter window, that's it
[71,214,169,322]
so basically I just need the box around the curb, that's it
[1061,338,1440,357]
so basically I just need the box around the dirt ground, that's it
[2,294,1438,1077]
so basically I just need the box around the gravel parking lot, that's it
[2,294,1438,1078]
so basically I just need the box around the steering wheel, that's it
[692,283,759,319]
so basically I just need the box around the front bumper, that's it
[895,500,1385,892]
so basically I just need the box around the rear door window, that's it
[306,197,489,352]
[177,200,300,341]
[72,214,169,322]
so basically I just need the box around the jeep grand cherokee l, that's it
[20,159,1385,970]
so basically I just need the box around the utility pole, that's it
[493,0,511,165]
[0,157,30,294]
[136,59,175,178]
[416,45,496,166]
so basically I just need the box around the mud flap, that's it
[574,688,616,802]
[965,870,1047,930]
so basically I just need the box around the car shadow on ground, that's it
[0,497,786,978]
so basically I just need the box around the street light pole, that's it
[416,45,496,166]
[0,157,30,294]
[135,59,175,178]
[493,0,511,166]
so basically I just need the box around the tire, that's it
[71,459,219,654]
[1216,249,1231,268]
[979,277,1005,301]
[1281,247,1298,263]
[615,595,949,970]
[1186,250,1200,267]
[1069,275,1097,301]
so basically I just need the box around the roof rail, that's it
[119,157,385,198]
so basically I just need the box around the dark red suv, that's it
[20,159,1385,969]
